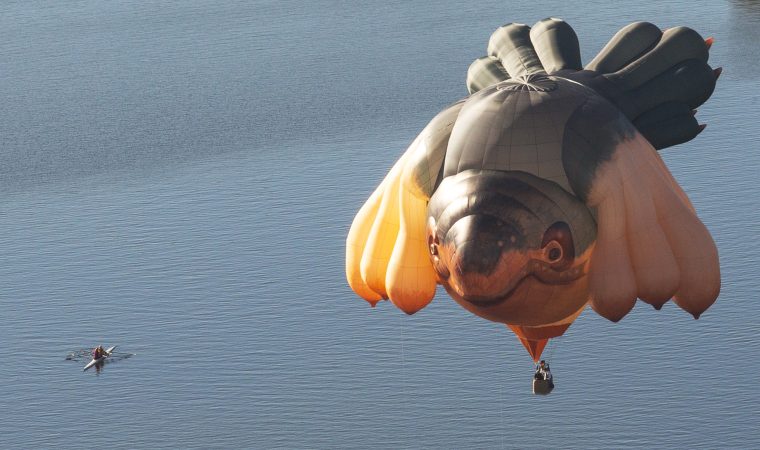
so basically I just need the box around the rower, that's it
[92,345,106,360]
[534,360,551,380]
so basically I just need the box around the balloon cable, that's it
[500,351,505,449]
[400,314,408,426]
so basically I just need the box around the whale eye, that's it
[427,232,449,280]
[545,241,563,262]
[541,222,574,269]
[427,234,439,257]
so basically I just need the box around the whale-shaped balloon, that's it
[346,18,721,361]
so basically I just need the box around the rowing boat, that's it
[83,346,116,371]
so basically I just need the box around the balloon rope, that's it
[548,338,555,362]
[400,315,408,429]
[500,354,505,449]
[548,335,562,365]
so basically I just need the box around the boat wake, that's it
[66,348,135,366]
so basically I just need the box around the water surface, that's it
[1,1,759,448]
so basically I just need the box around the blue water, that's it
[1,1,759,448]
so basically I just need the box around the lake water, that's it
[1,1,759,448]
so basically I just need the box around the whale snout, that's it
[430,211,530,304]
[426,169,597,324]
[448,214,517,276]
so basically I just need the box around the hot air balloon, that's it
[346,18,721,363]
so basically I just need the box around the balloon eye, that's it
[545,241,563,262]
[541,222,574,268]
[428,235,439,256]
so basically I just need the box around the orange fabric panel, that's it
[508,321,575,361]
[508,323,571,341]
[515,336,549,362]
